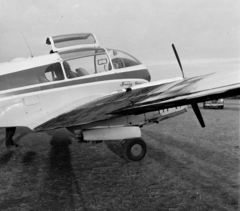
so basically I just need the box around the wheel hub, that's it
[131,144,142,157]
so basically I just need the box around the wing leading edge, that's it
[34,69,240,131]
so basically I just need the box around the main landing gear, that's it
[121,138,147,162]
[76,133,147,162]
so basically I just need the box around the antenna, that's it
[20,31,33,57]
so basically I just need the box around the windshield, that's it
[107,49,141,70]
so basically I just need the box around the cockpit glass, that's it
[59,48,106,60]
[53,34,96,49]
[60,48,112,79]
[107,49,141,70]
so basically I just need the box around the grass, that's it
[0,99,239,211]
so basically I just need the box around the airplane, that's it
[0,33,239,161]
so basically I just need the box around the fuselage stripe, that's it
[0,69,150,98]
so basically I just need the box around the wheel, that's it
[122,138,147,161]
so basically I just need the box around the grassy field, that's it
[0,99,239,211]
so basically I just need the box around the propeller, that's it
[191,103,205,127]
[172,44,185,78]
[171,44,205,128]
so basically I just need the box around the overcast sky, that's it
[0,0,239,79]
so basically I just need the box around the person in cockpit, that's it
[76,67,89,76]
[63,61,78,78]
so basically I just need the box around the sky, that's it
[0,0,239,80]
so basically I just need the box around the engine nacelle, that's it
[82,126,141,141]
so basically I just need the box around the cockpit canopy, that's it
[46,33,143,80]
[46,33,100,52]
[57,48,142,77]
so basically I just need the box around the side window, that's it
[63,56,95,79]
[45,63,64,81]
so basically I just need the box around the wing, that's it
[34,69,240,131]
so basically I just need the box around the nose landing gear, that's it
[121,138,147,161]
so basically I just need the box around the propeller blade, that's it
[172,44,185,78]
[191,103,205,128]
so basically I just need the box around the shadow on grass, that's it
[14,132,30,145]
[105,140,124,160]
[22,151,37,164]
[37,134,87,211]
[0,150,14,166]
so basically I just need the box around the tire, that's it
[122,138,147,161]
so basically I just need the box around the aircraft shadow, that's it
[105,140,124,160]
[36,134,87,211]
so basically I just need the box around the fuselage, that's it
[0,33,186,131]
[0,47,151,129]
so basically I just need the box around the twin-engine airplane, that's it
[0,33,239,161]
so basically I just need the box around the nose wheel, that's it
[121,138,147,161]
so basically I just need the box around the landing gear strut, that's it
[121,138,147,161]
[5,127,18,147]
